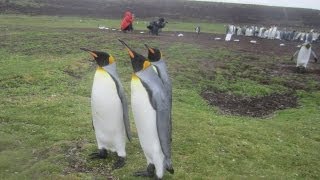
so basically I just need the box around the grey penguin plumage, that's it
[291,43,318,73]
[118,39,174,179]
[80,48,131,169]
[145,44,173,142]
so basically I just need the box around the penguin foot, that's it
[133,164,155,177]
[113,156,126,169]
[166,167,174,174]
[296,66,306,73]
[89,149,107,159]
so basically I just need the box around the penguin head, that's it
[302,43,311,49]
[305,43,311,49]
[80,48,115,67]
[118,39,151,73]
[145,44,161,62]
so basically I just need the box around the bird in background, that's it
[195,26,201,35]
[80,48,131,169]
[118,39,174,180]
[291,42,318,73]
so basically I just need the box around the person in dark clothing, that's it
[147,17,168,35]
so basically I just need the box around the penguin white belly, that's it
[297,48,312,67]
[131,76,165,166]
[91,69,126,153]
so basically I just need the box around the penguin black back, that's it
[80,48,114,67]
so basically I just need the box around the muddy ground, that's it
[113,30,320,117]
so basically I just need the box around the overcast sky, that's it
[193,0,320,10]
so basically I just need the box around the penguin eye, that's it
[109,56,115,64]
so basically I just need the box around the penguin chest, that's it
[91,70,124,135]
[131,76,163,159]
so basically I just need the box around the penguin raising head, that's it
[145,44,161,62]
[80,48,115,67]
[118,39,151,72]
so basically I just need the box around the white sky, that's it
[192,0,320,10]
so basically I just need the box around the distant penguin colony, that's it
[80,40,173,179]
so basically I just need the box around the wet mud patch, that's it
[62,140,113,177]
[201,90,298,117]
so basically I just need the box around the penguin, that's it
[145,44,173,142]
[291,43,318,73]
[144,44,172,98]
[118,39,174,180]
[195,26,200,35]
[80,48,131,169]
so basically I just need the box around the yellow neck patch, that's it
[109,55,115,64]
[132,73,140,81]
[143,60,151,70]
[96,66,105,72]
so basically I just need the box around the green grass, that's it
[0,14,225,34]
[0,14,320,179]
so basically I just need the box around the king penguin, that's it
[80,48,131,169]
[291,43,318,73]
[145,44,172,142]
[118,39,174,179]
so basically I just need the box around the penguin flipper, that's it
[114,79,131,141]
[156,110,173,171]
[104,64,131,141]
[137,67,169,111]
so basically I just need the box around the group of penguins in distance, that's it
[80,39,173,180]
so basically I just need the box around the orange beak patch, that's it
[149,48,155,54]
[89,51,98,58]
[127,48,135,58]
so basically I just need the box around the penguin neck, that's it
[96,66,105,72]
[132,73,140,81]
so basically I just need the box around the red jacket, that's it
[121,11,133,30]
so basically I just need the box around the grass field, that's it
[0,14,319,179]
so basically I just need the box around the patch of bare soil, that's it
[62,140,113,178]
[201,90,298,117]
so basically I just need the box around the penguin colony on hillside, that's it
[80,40,173,179]
[224,24,319,72]
[225,24,320,43]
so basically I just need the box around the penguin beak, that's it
[118,39,135,59]
[80,48,98,58]
[144,44,155,54]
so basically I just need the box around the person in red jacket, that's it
[121,11,134,32]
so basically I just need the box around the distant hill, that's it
[1,0,320,27]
